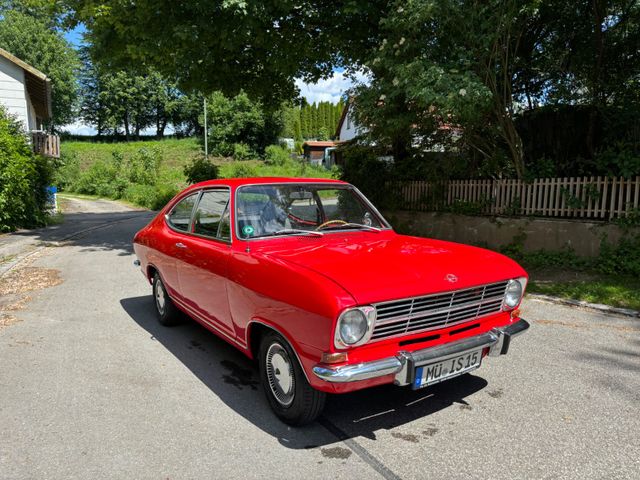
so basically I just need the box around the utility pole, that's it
[203,97,208,158]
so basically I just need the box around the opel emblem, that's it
[445,274,458,283]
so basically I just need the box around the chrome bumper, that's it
[312,318,530,385]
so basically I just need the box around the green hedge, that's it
[0,107,52,232]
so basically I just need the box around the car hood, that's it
[258,233,527,305]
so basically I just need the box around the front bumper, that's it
[312,318,530,385]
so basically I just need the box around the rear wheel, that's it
[152,273,181,326]
[258,331,326,426]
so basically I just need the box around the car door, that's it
[176,188,234,337]
[159,191,200,301]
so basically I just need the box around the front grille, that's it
[370,280,509,341]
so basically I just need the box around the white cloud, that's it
[61,120,97,136]
[295,70,369,104]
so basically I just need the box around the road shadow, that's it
[120,295,489,448]
[6,211,154,257]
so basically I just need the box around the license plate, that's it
[413,349,482,389]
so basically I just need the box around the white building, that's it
[335,100,362,142]
[0,47,59,157]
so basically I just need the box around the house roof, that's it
[303,141,337,148]
[0,47,52,120]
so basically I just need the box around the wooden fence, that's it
[395,176,640,220]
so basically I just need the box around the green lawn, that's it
[526,268,640,311]
[61,138,202,169]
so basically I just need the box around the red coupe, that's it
[133,177,529,425]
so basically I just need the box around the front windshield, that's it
[236,184,387,239]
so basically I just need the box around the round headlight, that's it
[504,278,524,310]
[339,309,368,345]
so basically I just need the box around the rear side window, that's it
[167,193,198,232]
[193,189,231,240]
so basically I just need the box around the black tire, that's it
[258,331,326,426]
[152,273,181,326]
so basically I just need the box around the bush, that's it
[340,144,399,209]
[0,107,52,231]
[65,146,170,206]
[597,234,640,277]
[125,147,162,185]
[122,183,178,210]
[232,142,253,160]
[264,144,290,166]
[73,159,124,197]
[227,162,258,178]
[183,156,219,184]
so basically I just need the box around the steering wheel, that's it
[316,219,348,230]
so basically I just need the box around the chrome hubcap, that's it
[266,343,295,407]
[155,279,166,314]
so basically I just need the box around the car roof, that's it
[190,177,348,189]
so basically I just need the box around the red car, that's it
[133,177,529,425]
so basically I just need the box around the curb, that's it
[0,213,148,278]
[527,293,640,318]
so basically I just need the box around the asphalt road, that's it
[1,199,639,480]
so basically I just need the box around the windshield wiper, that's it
[263,229,324,237]
[321,223,382,232]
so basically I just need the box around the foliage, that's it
[67,0,387,105]
[232,143,253,161]
[183,156,219,184]
[61,145,179,209]
[0,107,52,231]
[502,231,640,278]
[202,91,281,158]
[339,144,400,209]
[264,145,291,166]
[351,0,531,176]
[61,138,202,170]
[223,162,259,179]
[597,234,640,277]
[347,0,640,180]
[0,9,79,129]
[527,277,640,311]
[77,52,200,139]
[518,105,640,178]
[281,100,344,141]
[52,151,81,191]
[121,183,177,210]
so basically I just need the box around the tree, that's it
[65,0,389,104]
[79,53,198,139]
[351,0,539,177]
[0,9,79,129]
[202,91,281,157]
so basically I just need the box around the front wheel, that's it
[258,331,326,426]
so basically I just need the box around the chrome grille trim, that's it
[370,281,509,342]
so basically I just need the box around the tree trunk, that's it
[123,114,130,141]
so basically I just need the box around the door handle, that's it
[175,242,187,249]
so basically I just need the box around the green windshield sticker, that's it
[242,225,255,236]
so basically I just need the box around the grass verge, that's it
[526,268,640,311]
